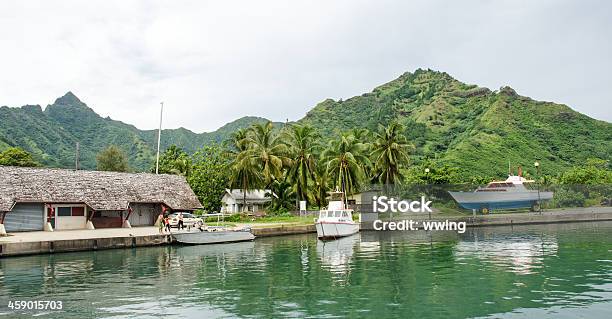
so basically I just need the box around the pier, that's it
[0,223,317,257]
[1,207,611,257]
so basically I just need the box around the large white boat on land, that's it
[315,192,360,240]
[448,174,553,213]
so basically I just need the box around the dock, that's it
[0,224,317,257]
[2,207,611,257]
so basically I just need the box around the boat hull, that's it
[316,222,359,240]
[172,231,255,245]
[448,191,553,210]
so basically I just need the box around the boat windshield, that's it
[487,182,514,188]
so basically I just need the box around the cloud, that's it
[0,0,610,132]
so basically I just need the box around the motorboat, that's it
[172,226,255,245]
[449,173,553,213]
[315,191,360,240]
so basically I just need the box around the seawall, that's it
[0,224,317,257]
[0,234,170,257]
[2,208,610,257]
[361,207,612,229]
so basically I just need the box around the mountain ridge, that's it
[0,95,277,170]
[1,69,610,176]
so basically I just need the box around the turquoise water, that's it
[1,221,611,318]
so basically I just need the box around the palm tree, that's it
[313,159,330,208]
[323,132,370,198]
[154,145,192,176]
[243,122,290,187]
[370,121,413,185]
[226,128,249,155]
[229,151,262,211]
[266,179,296,212]
[283,124,319,206]
[350,128,374,181]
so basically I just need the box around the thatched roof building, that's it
[0,166,202,212]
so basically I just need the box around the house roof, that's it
[0,166,203,211]
[224,189,274,204]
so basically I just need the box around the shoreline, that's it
[1,207,610,257]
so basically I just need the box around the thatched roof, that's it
[0,166,202,211]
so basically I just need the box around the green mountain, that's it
[1,69,610,177]
[0,92,274,170]
[299,69,611,177]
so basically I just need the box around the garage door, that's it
[128,204,158,226]
[4,203,44,232]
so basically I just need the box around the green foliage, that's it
[300,69,612,178]
[221,213,242,223]
[323,132,370,195]
[0,92,279,170]
[312,159,331,208]
[552,188,586,207]
[266,180,296,214]
[370,121,413,184]
[96,145,130,172]
[188,144,231,212]
[2,70,610,181]
[242,122,290,187]
[559,158,612,185]
[404,161,460,184]
[284,124,319,202]
[2,71,611,214]
[153,145,192,176]
[0,147,40,167]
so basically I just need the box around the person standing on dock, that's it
[164,216,171,233]
[158,215,164,234]
[178,212,184,230]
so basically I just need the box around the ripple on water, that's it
[0,222,611,318]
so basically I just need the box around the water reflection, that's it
[0,222,610,319]
[455,234,559,275]
[317,234,359,281]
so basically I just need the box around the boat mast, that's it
[155,102,164,174]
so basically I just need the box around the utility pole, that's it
[75,142,79,170]
[155,102,164,174]
[534,160,541,214]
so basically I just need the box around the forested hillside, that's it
[0,92,273,170]
[299,69,612,176]
[1,69,610,176]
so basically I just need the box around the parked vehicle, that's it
[168,212,203,228]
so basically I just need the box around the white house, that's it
[221,189,274,214]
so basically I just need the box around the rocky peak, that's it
[53,91,86,107]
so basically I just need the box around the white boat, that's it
[315,192,360,240]
[449,174,553,212]
[172,227,255,245]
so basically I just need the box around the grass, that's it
[248,215,315,224]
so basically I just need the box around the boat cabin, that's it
[476,176,533,192]
[319,210,353,219]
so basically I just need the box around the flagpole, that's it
[155,102,164,174]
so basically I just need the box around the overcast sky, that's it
[1,0,610,132]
